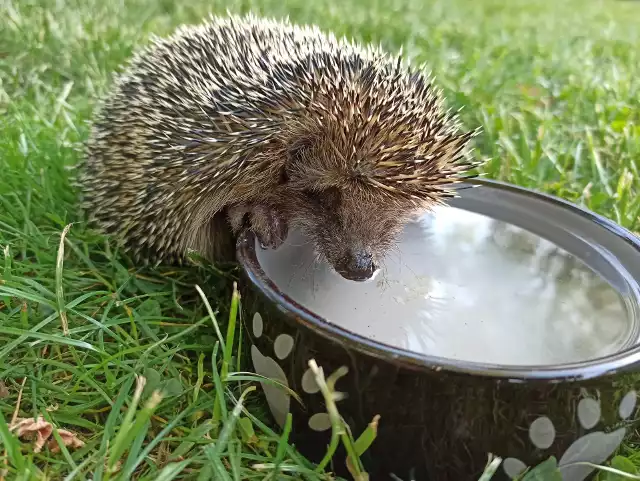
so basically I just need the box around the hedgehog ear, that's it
[287,140,311,165]
[282,139,313,185]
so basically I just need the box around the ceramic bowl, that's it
[236,179,640,481]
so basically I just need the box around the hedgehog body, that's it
[79,14,477,281]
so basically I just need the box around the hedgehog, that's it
[78,13,479,282]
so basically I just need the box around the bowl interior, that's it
[237,179,640,379]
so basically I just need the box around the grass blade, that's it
[55,223,73,335]
[153,460,191,481]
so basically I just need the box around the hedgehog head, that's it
[275,64,479,281]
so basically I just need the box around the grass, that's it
[0,0,639,479]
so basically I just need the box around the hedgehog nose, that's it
[340,250,376,282]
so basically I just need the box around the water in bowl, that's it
[255,206,636,366]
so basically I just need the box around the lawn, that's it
[0,0,639,479]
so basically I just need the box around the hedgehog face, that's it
[280,170,418,282]
[280,139,433,281]
[289,185,418,282]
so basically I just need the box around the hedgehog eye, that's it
[279,168,289,184]
[302,188,321,203]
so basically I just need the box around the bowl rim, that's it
[236,178,640,382]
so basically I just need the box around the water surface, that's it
[256,206,634,366]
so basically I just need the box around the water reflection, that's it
[256,206,633,366]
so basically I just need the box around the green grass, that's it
[0,0,639,479]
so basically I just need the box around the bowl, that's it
[236,178,640,481]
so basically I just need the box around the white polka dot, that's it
[619,390,636,420]
[251,345,289,427]
[301,367,319,394]
[308,413,332,432]
[274,334,294,360]
[503,458,527,479]
[558,428,626,481]
[252,312,263,338]
[529,416,555,449]
[577,398,600,429]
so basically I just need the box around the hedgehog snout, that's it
[335,249,377,282]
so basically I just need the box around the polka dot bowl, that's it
[236,179,640,481]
